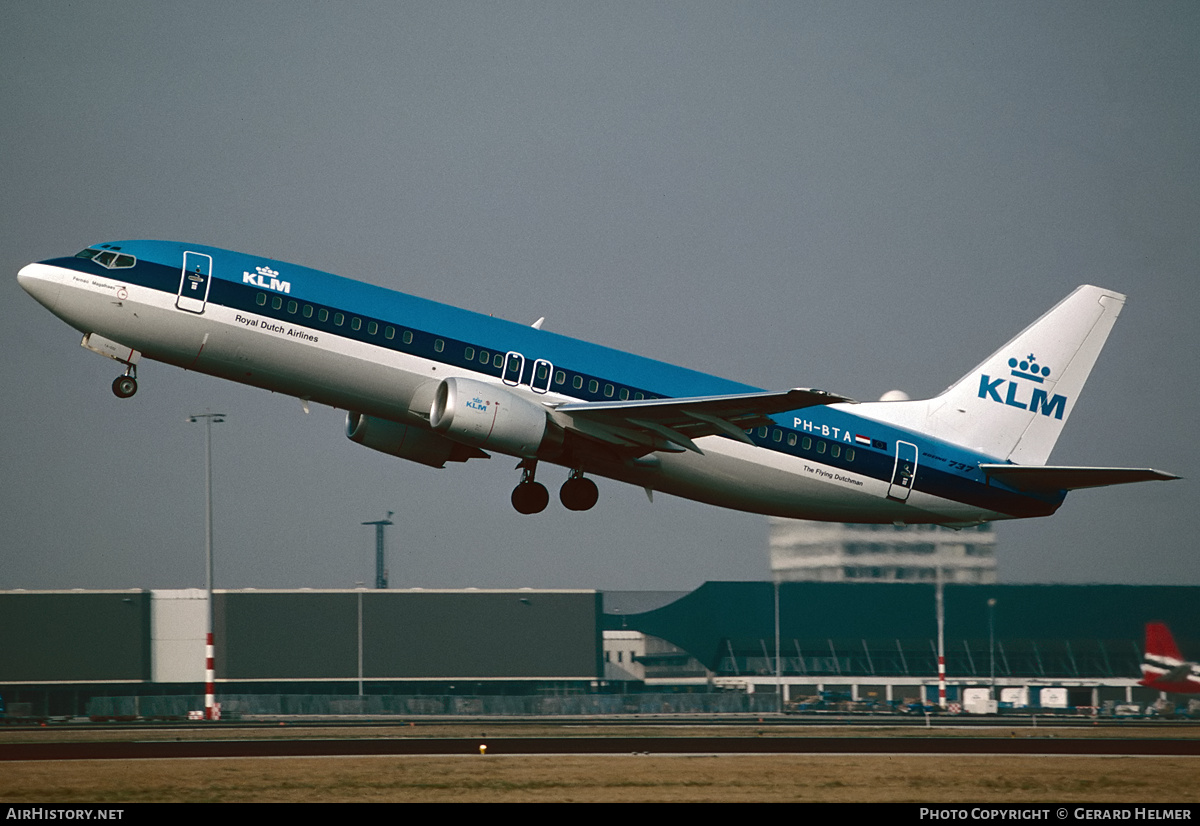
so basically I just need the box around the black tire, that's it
[511,482,549,514]
[560,477,599,511]
[112,376,138,398]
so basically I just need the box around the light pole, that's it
[988,597,997,701]
[188,411,225,720]
[774,576,782,713]
[362,512,394,589]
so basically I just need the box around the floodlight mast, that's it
[188,411,225,721]
[362,511,394,589]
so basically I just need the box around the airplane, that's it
[18,240,1178,521]
[1140,623,1200,694]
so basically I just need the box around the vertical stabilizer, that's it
[856,285,1125,465]
[1146,622,1184,661]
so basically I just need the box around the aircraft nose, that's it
[18,263,63,312]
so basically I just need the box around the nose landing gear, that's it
[511,460,549,514]
[111,365,138,398]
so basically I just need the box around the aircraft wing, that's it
[979,464,1180,493]
[551,387,853,454]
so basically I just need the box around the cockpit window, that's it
[75,248,136,269]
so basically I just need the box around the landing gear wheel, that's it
[560,476,599,511]
[112,375,138,399]
[511,482,549,515]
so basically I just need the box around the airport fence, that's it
[85,692,783,718]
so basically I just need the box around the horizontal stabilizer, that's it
[980,464,1180,494]
[553,387,853,454]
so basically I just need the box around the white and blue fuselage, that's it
[18,240,1176,523]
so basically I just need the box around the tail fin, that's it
[1141,622,1190,688]
[1146,622,1184,661]
[857,285,1125,464]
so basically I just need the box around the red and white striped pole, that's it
[205,631,216,720]
[189,412,225,723]
[936,565,947,709]
[938,653,946,708]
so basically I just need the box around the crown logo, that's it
[256,265,279,277]
[1008,353,1051,383]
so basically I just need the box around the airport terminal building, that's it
[1,582,1194,718]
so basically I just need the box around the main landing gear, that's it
[511,460,550,514]
[111,365,138,399]
[510,461,600,514]
[560,470,599,511]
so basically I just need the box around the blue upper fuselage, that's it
[42,240,1062,518]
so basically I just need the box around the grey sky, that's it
[2,2,1197,591]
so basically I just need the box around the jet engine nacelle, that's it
[345,411,485,468]
[430,377,557,458]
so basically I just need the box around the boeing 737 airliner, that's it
[18,241,1177,522]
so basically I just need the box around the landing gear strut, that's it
[112,364,138,399]
[511,459,549,514]
[560,471,599,511]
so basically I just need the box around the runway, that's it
[5,734,1200,761]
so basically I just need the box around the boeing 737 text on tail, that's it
[18,241,1177,522]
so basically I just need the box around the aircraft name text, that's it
[72,275,117,293]
[801,463,864,487]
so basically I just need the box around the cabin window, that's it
[846,448,855,461]
[493,353,503,368]
[351,318,362,331]
[604,384,614,398]
[535,362,549,381]
[816,441,826,454]
[573,375,583,390]
[256,293,267,306]
[588,379,599,394]
[757,427,768,438]
[302,305,313,318]
[334,312,344,326]
[402,330,412,344]
[272,296,283,310]
[479,350,489,364]
[773,429,783,442]
[286,300,298,314]
[802,436,812,450]
[831,444,841,458]
[385,326,395,339]
[318,308,329,322]
[465,346,475,360]
[634,392,644,400]
[367,321,378,335]
[787,433,797,446]
[619,388,629,400]
[434,339,444,353]
[554,370,566,385]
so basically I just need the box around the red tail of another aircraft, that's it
[1140,622,1200,694]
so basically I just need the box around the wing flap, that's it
[980,464,1180,493]
[552,387,853,454]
